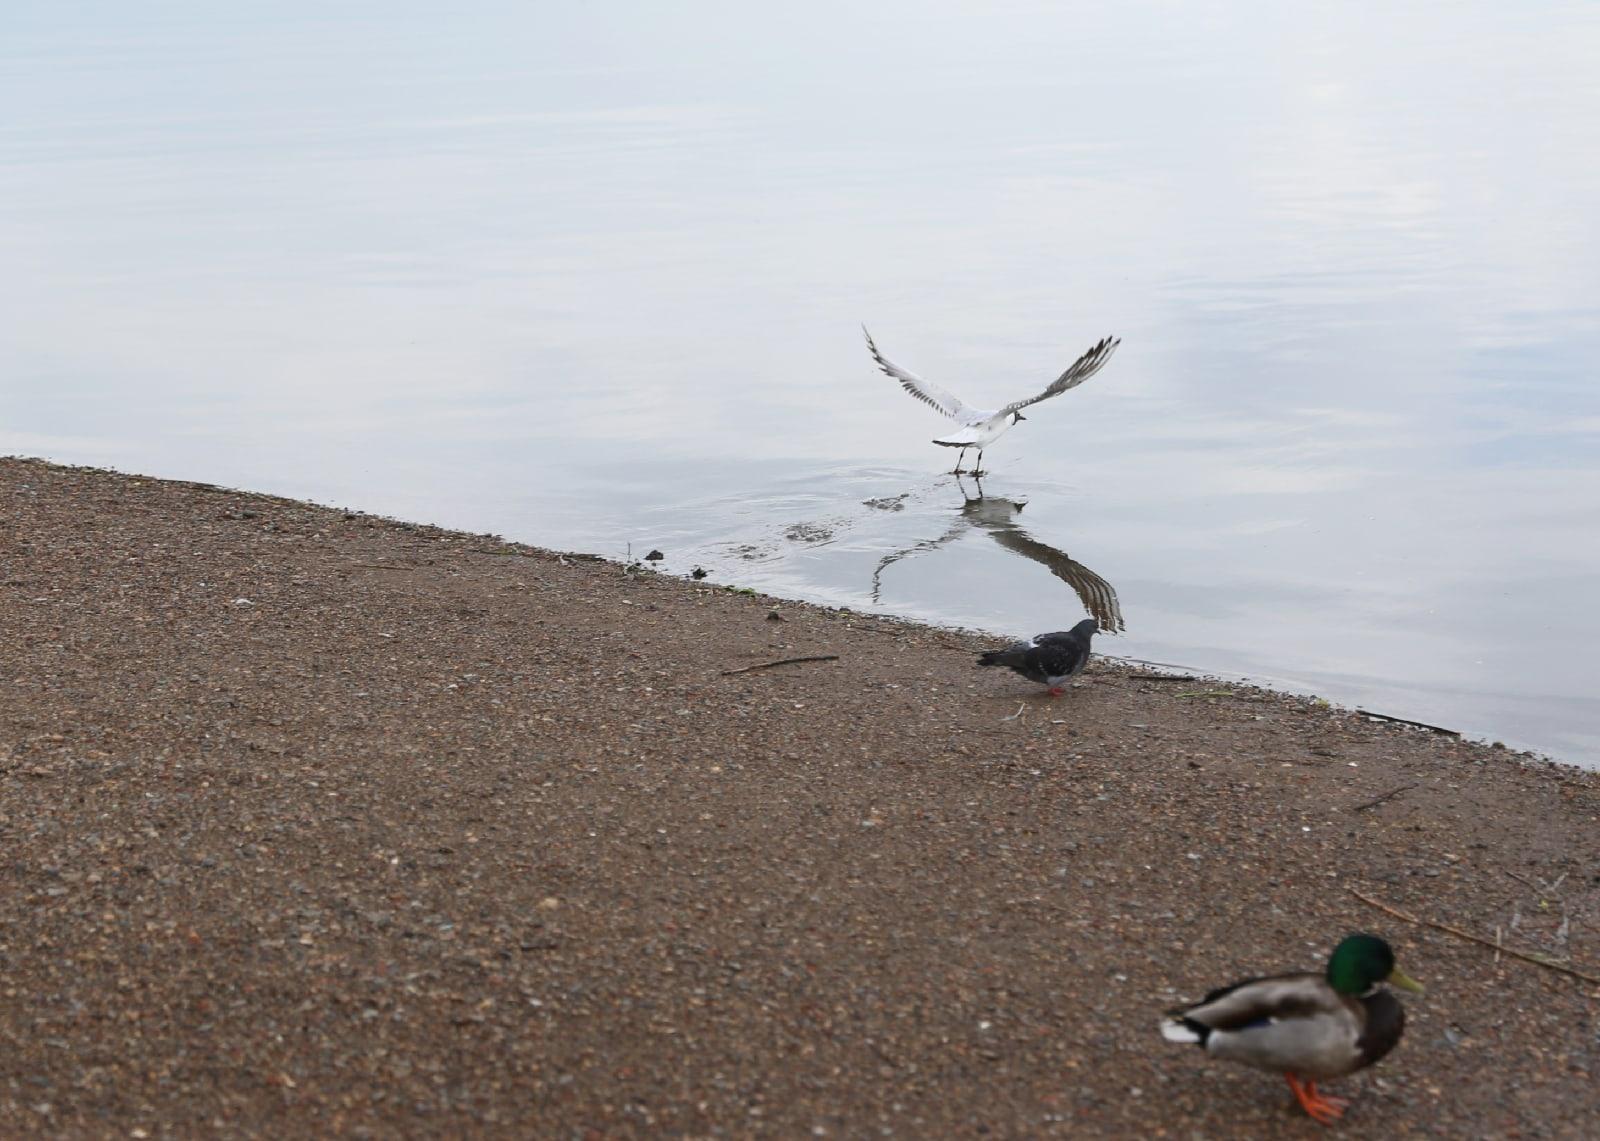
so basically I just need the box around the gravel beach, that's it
[3,456,1597,1138]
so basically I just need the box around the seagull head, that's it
[1011,411,1027,423]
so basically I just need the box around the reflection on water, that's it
[3,2,1600,764]
[872,477,1125,634]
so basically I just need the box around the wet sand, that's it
[3,456,1597,1138]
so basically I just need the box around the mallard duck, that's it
[1160,933,1423,1124]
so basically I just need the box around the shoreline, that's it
[3,455,1597,1136]
[19,454,1575,765]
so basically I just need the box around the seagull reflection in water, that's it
[871,475,1125,634]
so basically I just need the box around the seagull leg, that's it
[1285,1074,1347,1125]
[951,446,968,474]
[971,449,985,477]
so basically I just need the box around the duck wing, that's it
[1172,972,1343,1033]
[1166,972,1368,1078]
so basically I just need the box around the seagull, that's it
[864,327,1121,475]
[977,618,1097,696]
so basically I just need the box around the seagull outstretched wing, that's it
[863,326,983,425]
[999,335,1120,417]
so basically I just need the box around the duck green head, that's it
[1327,933,1425,995]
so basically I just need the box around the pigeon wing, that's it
[864,326,983,424]
[1000,335,1120,416]
[1030,633,1090,678]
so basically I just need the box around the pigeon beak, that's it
[1387,967,1424,994]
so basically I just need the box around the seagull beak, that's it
[1387,967,1424,994]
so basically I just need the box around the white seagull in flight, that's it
[864,327,1121,475]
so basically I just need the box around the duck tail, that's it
[1159,1014,1209,1046]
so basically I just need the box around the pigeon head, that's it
[1072,618,1098,638]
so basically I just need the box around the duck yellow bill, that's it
[1388,966,1425,993]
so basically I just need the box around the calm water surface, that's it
[5,2,1599,764]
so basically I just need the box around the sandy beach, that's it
[2,455,1596,1138]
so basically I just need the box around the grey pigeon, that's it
[977,618,1097,696]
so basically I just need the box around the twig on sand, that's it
[1127,673,1199,682]
[1503,870,1541,893]
[1504,869,1566,896]
[1351,784,1419,812]
[720,655,840,676]
[1001,703,1026,722]
[1176,689,1233,699]
[1348,886,1600,984]
[1355,708,1461,736]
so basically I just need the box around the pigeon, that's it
[977,618,1097,695]
[864,327,1120,474]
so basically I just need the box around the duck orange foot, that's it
[1286,1073,1349,1125]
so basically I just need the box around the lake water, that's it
[5,2,1599,765]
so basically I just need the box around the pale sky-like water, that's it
[4,2,1599,764]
